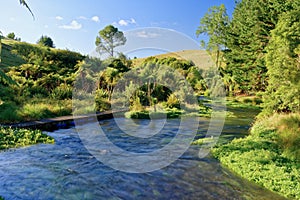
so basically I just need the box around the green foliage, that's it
[0,127,54,150]
[196,4,229,69]
[94,88,111,112]
[6,32,20,41]
[37,35,55,48]
[165,93,180,109]
[95,25,126,57]
[199,0,300,95]
[263,9,300,114]
[213,113,300,199]
[276,114,300,161]
[51,84,73,100]
[7,32,15,40]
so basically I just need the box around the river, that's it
[0,108,287,200]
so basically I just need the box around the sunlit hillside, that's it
[132,50,215,69]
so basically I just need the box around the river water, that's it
[0,111,287,199]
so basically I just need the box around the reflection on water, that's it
[0,116,286,199]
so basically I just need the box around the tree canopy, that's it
[37,35,55,48]
[95,25,126,57]
[263,9,300,114]
[197,0,300,116]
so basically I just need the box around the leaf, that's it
[19,0,35,19]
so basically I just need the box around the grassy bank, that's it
[0,99,72,124]
[212,113,300,199]
[0,127,54,150]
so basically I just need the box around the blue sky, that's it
[0,0,235,56]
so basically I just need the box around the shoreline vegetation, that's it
[192,98,300,199]
[0,127,54,150]
[211,112,300,199]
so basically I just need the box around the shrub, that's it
[165,93,180,109]
[51,84,73,100]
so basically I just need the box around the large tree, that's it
[222,0,279,94]
[95,25,126,57]
[263,9,300,114]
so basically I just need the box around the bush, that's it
[94,88,110,111]
[165,94,180,109]
[0,102,20,123]
[51,84,73,100]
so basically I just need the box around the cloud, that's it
[118,19,128,26]
[59,20,82,30]
[78,16,88,20]
[91,16,100,22]
[55,16,63,20]
[118,18,136,26]
[136,31,160,38]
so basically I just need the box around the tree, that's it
[263,9,300,114]
[7,32,15,40]
[196,4,229,70]
[7,32,21,41]
[95,25,126,57]
[37,35,55,48]
[218,0,299,94]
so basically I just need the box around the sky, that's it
[0,0,236,57]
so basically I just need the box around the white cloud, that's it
[55,16,63,20]
[91,16,100,22]
[59,20,82,30]
[118,18,137,26]
[118,19,128,26]
[78,16,88,20]
[44,25,49,29]
[136,31,160,38]
[130,18,136,24]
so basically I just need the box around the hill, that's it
[132,50,214,70]
[0,39,26,68]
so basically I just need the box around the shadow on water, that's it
[0,107,287,200]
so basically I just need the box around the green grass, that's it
[0,99,72,123]
[0,127,54,150]
[212,113,300,199]
[0,39,26,68]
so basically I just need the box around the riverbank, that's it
[212,113,300,199]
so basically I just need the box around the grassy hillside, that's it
[0,38,85,123]
[132,50,214,69]
[0,39,26,68]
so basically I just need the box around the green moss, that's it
[0,127,54,150]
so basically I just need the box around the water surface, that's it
[0,113,287,199]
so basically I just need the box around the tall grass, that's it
[0,98,72,123]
